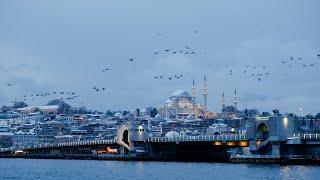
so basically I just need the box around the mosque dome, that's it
[171,90,191,98]
[187,114,194,120]
[114,112,123,119]
[165,99,173,104]
[165,131,180,138]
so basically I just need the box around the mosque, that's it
[158,75,239,120]
[158,76,208,120]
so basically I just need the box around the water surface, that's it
[0,159,319,180]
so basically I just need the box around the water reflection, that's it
[0,159,319,180]
[136,161,144,175]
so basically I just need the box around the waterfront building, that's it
[16,105,59,115]
[0,132,13,148]
[12,131,39,147]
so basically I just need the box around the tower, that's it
[191,77,196,104]
[191,77,196,117]
[203,75,208,114]
[221,91,226,112]
[233,89,238,113]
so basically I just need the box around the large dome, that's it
[170,90,191,98]
[165,131,180,138]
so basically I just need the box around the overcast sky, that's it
[0,0,319,114]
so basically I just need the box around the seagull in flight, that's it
[102,68,110,72]
[129,57,134,62]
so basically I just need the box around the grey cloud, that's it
[0,0,319,114]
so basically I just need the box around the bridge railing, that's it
[148,135,247,143]
[0,139,117,153]
[292,133,320,140]
[230,154,281,159]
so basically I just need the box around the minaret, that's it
[233,88,238,113]
[221,91,226,112]
[191,77,196,117]
[203,75,208,114]
[191,77,196,104]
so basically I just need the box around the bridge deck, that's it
[0,139,117,153]
[148,135,247,143]
[293,133,320,140]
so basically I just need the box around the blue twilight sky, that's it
[0,0,320,114]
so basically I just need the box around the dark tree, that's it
[105,110,114,116]
[47,99,71,114]
[150,108,158,118]
[13,101,28,109]
[122,111,129,116]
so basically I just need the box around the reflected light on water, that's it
[280,166,291,180]
[280,166,311,180]
[136,161,144,175]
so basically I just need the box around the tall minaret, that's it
[191,77,196,116]
[221,91,226,112]
[233,88,238,113]
[191,77,196,105]
[203,75,208,114]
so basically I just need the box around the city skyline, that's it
[1,0,320,114]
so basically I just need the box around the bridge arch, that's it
[122,129,129,147]
[256,123,269,141]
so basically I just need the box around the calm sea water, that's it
[0,159,319,180]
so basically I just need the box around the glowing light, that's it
[226,141,237,146]
[212,141,224,146]
[239,141,249,147]
[283,117,288,128]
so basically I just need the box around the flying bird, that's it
[102,68,110,72]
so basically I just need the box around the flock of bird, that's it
[280,55,320,69]
[228,64,271,82]
[153,74,184,81]
[153,46,197,56]
[17,91,80,102]
[95,31,202,89]
[93,86,106,92]
[227,53,320,82]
